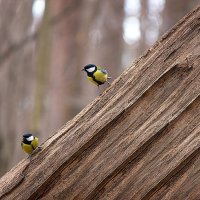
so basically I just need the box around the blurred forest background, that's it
[0,0,199,177]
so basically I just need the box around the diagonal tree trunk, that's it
[0,6,200,200]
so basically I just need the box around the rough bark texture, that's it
[0,6,200,200]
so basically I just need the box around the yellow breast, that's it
[94,70,108,83]
[22,137,39,154]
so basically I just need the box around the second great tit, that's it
[21,133,41,160]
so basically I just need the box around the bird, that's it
[82,64,111,87]
[21,133,41,159]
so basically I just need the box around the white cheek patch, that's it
[27,136,34,141]
[86,67,95,73]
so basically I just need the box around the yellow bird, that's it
[82,64,111,87]
[21,133,41,159]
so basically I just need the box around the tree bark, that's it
[0,6,200,200]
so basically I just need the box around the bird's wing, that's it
[32,137,39,150]
[101,69,108,74]
[97,66,108,74]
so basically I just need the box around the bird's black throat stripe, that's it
[31,144,35,150]
[23,139,31,145]
[93,76,104,85]
[87,71,104,85]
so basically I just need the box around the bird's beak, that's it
[81,68,84,71]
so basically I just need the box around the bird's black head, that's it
[82,64,97,75]
[23,133,34,143]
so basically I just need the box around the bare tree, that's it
[42,0,85,136]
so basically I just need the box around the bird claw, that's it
[37,146,42,150]
[27,146,42,161]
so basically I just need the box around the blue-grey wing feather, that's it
[100,69,108,74]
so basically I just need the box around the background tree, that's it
[0,0,36,175]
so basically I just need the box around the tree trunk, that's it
[0,0,34,176]
[0,6,200,200]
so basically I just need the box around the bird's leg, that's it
[28,153,32,161]
[107,81,111,86]
[37,146,42,150]
[28,146,42,161]
[98,85,103,96]
[33,146,42,154]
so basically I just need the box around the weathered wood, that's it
[0,6,200,200]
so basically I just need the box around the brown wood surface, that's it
[0,6,200,200]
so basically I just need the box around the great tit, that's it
[21,133,41,159]
[82,64,111,87]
